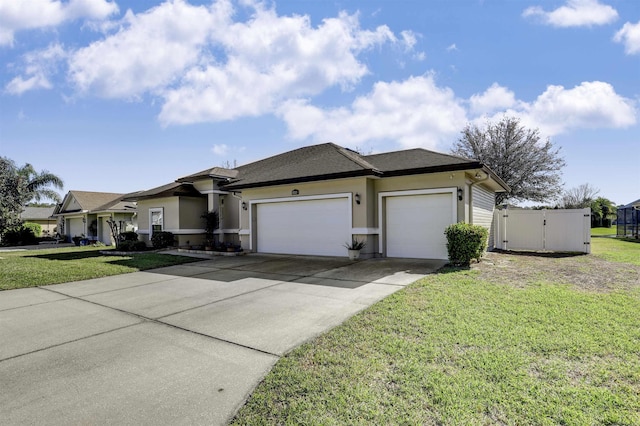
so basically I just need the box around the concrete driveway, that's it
[0,254,445,425]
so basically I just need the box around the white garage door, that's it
[386,193,455,259]
[256,198,349,256]
[68,218,84,238]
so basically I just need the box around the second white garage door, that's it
[256,197,350,256]
[386,193,455,259]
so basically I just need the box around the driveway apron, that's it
[0,254,444,425]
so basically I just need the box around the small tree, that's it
[558,183,599,209]
[201,210,219,247]
[591,196,617,227]
[106,218,121,248]
[451,116,565,205]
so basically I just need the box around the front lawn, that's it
[592,234,640,266]
[0,246,200,290]
[233,242,640,424]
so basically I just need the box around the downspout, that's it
[469,171,489,224]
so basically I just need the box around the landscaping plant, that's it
[445,222,488,266]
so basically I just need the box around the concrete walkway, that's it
[0,254,445,425]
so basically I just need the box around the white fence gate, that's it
[494,208,591,253]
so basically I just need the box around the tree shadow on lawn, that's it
[28,250,107,261]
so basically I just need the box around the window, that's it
[150,208,163,236]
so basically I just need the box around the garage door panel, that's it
[386,193,454,259]
[256,198,349,256]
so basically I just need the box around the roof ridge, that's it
[333,144,379,171]
[364,147,474,162]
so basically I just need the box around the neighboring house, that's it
[20,206,57,236]
[617,199,639,238]
[125,143,509,260]
[54,191,137,245]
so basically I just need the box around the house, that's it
[617,199,639,238]
[125,143,509,259]
[20,206,57,236]
[53,191,137,245]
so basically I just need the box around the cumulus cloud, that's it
[68,0,225,98]
[158,5,395,124]
[5,43,66,95]
[469,83,519,115]
[523,0,618,27]
[279,77,636,150]
[0,0,118,46]
[278,75,468,149]
[614,21,640,55]
[523,81,636,135]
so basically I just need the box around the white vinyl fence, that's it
[493,208,591,253]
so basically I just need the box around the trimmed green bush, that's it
[151,231,175,249]
[445,222,488,266]
[23,222,42,238]
[1,226,38,246]
[119,231,139,242]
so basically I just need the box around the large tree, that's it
[451,116,565,205]
[0,157,63,237]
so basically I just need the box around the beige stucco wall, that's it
[137,196,206,246]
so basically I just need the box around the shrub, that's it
[151,231,175,249]
[118,240,147,252]
[23,222,42,238]
[445,222,488,266]
[120,231,139,242]
[1,226,38,246]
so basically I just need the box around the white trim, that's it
[214,228,240,234]
[249,193,353,252]
[378,187,457,255]
[238,229,250,236]
[138,229,149,235]
[149,208,163,240]
[351,227,379,235]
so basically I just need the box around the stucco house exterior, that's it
[20,206,57,236]
[54,191,137,245]
[125,143,509,259]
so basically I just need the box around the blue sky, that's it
[1,0,638,206]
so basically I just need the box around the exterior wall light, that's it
[291,189,299,195]
[242,202,247,210]
[457,187,463,201]
[355,193,361,205]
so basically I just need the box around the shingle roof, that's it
[223,143,381,190]
[363,149,478,173]
[55,191,136,215]
[177,167,239,183]
[121,182,204,201]
[20,206,56,220]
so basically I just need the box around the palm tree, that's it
[17,163,64,203]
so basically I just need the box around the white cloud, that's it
[278,75,468,150]
[523,81,636,135]
[400,30,417,50]
[614,21,640,55]
[5,43,66,95]
[158,5,395,124]
[211,144,229,156]
[0,0,118,46]
[469,83,519,115]
[279,77,636,150]
[68,0,225,98]
[523,0,618,27]
[446,43,457,52]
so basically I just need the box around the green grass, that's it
[591,234,640,266]
[233,270,640,425]
[591,226,617,237]
[0,246,200,290]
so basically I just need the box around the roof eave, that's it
[223,169,382,190]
